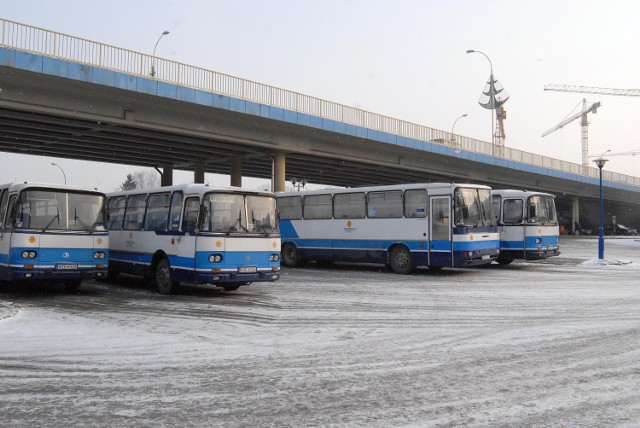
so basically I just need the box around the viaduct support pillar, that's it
[230,155,243,187]
[194,161,205,184]
[273,151,286,193]
[571,196,580,235]
[161,165,173,186]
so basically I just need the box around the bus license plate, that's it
[56,263,78,270]
[481,255,490,260]
[239,266,257,273]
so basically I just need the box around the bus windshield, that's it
[526,195,557,225]
[16,189,106,232]
[247,195,278,233]
[201,193,278,234]
[454,188,495,227]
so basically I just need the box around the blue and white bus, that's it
[277,183,500,274]
[106,184,280,294]
[492,189,560,265]
[0,182,108,291]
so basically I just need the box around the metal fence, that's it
[1,18,638,187]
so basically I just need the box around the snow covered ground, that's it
[1,237,640,427]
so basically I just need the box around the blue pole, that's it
[598,166,604,259]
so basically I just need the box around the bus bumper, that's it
[525,247,561,260]
[6,268,109,281]
[197,269,281,284]
[500,247,561,261]
[457,248,501,266]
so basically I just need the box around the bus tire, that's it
[497,258,514,265]
[389,245,414,275]
[63,279,82,292]
[282,243,301,267]
[153,258,175,294]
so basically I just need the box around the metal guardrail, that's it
[1,18,638,187]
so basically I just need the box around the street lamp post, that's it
[450,113,467,144]
[291,178,306,192]
[466,49,495,151]
[150,30,170,77]
[593,151,610,259]
[51,162,67,185]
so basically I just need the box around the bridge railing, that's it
[2,18,638,187]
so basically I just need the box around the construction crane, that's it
[544,84,640,97]
[544,84,640,172]
[542,99,601,172]
[606,150,640,157]
[605,150,640,176]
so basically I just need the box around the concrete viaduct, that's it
[1,19,639,233]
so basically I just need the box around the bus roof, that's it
[106,183,275,198]
[492,189,556,199]
[0,182,105,195]
[276,182,492,197]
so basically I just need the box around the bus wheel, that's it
[282,243,301,267]
[153,258,175,294]
[497,258,514,265]
[389,245,414,275]
[63,279,82,292]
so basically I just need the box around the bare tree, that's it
[132,170,160,189]
[118,169,160,191]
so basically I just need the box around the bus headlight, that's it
[269,253,280,262]
[94,251,107,259]
[209,254,223,263]
[22,251,37,259]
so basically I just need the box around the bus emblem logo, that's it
[96,238,103,245]
[216,240,222,248]
[29,236,36,243]
[272,241,277,248]
[346,221,352,227]
[62,252,70,259]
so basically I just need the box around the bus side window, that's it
[503,199,523,224]
[0,190,8,229]
[492,195,501,224]
[5,195,17,228]
[107,196,126,230]
[124,194,147,230]
[182,197,200,233]
[169,191,183,232]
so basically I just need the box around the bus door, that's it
[0,192,14,277]
[504,198,526,256]
[429,196,452,267]
[177,196,200,281]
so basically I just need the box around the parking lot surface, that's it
[1,237,640,427]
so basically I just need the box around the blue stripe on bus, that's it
[286,238,499,252]
[278,220,299,239]
[110,250,278,270]
[502,235,559,250]
[8,247,107,265]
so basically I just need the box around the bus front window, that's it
[247,195,278,234]
[527,195,557,225]
[454,188,495,227]
[202,193,246,233]
[17,190,106,232]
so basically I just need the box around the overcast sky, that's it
[2,0,640,192]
